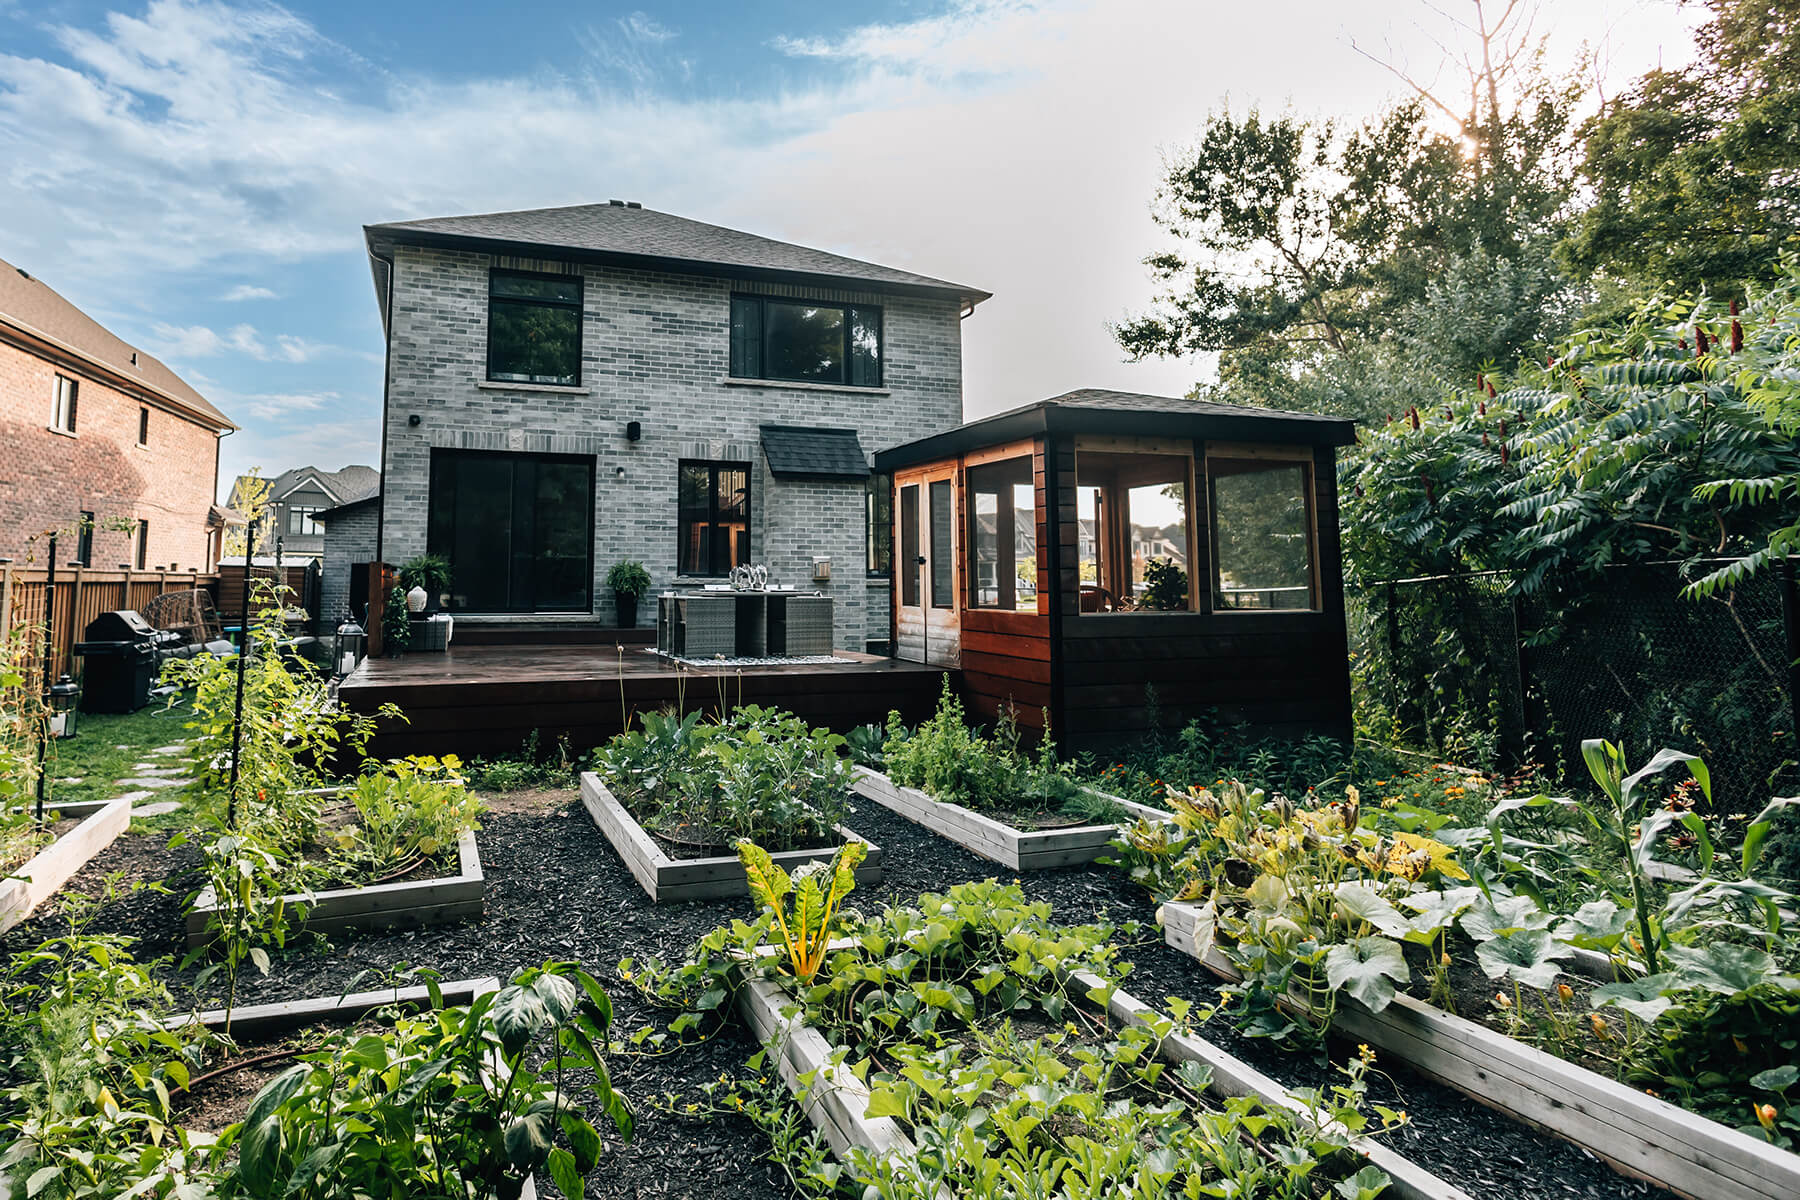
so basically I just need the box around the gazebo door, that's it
[894,466,960,667]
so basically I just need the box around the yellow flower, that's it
[1733,1036,1748,1054]
[1494,992,1512,1010]
[1757,1103,1778,1131]
[1357,1043,1376,1065]
[1557,983,1574,1003]
[1589,1013,1609,1040]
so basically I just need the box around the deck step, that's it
[453,623,654,647]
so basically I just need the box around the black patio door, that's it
[427,449,594,613]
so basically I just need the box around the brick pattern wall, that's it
[0,336,219,570]
[320,504,379,627]
[379,245,963,648]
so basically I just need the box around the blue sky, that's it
[0,0,1695,497]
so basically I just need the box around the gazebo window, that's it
[1208,455,1317,610]
[968,456,1036,610]
[1074,441,1193,613]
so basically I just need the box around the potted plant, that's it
[399,554,453,615]
[606,560,652,628]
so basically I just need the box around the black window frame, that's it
[76,510,94,567]
[867,472,893,577]
[677,459,752,578]
[137,406,149,446]
[486,268,584,386]
[728,293,883,388]
[135,519,149,570]
[287,504,324,536]
[426,448,597,614]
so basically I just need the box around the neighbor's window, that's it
[52,374,78,433]
[135,520,149,570]
[968,456,1036,610]
[138,407,150,446]
[867,472,892,576]
[1210,457,1317,610]
[679,460,750,576]
[730,295,882,387]
[287,505,324,536]
[1074,441,1192,613]
[488,270,582,386]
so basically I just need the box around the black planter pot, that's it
[615,590,639,629]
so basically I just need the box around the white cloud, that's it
[237,390,335,419]
[221,284,277,301]
[148,320,330,362]
[1,0,1697,431]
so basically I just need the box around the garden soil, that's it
[5,787,1672,1200]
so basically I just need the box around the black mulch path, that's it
[4,788,1671,1200]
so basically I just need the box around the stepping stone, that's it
[115,744,131,750]
[56,776,83,784]
[131,765,184,777]
[134,799,182,817]
[115,791,156,806]
[115,776,187,789]
[149,745,187,755]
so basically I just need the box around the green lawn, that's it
[39,700,198,815]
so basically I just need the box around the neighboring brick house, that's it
[0,256,237,569]
[314,493,380,629]
[362,201,987,649]
[230,464,380,561]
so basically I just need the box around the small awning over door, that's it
[759,426,871,479]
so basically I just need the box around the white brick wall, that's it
[377,245,963,649]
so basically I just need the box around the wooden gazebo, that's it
[873,389,1357,746]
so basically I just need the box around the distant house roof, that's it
[874,388,1358,471]
[364,203,990,314]
[236,465,382,508]
[760,425,871,480]
[0,254,235,430]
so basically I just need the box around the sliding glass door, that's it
[427,450,594,613]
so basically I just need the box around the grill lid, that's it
[82,610,157,642]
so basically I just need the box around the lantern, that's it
[46,674,81,739]
[334,612,366,679]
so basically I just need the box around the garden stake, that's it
[227,517,257,828]
[32,533,57,823]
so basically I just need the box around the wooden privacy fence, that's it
[0,565,220,683]
[213,562,322,632]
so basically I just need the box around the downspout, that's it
[370,247,396,568]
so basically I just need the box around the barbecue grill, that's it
[72,610,183,713]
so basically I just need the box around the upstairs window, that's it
[730,295,881,387]
[1209,456,1317,611]
[138,406,150,446]
[488,270,582,385]
[52,374,78,433]
[678,461,750,576]
[287,505,324,535]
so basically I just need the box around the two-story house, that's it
[230,464,380,561]
[0,255,237,570]
[362,201,987,650]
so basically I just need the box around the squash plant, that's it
[219,963,631,1200]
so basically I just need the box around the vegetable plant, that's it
[738,839,865,982]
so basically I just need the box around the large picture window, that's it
[488,270,582,386]
[729,295,882,387]
[679,461,750,576]
[427,450,594,612]
[1209,457,1317,610]
[287,505,324,535]
[1075,441,1193,613]
[968,456,1036,610]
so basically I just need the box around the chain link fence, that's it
[1349,561,1800,815]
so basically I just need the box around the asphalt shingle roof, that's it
[0,254,234,429]
[760,425,871,479]
[365,203,988,304]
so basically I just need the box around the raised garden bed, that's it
[851,765,1169,869]
[185,826,483,947]
[735,949,1472,1200]
[1159,898,1800,1200]
[580,771,882,902]
[0,795,133,935]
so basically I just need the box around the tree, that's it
[1561,0,1800,297]
[224,470,271,559]
[1117,2,1580,416]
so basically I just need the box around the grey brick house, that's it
[231,464,380,561]
[361,201,987,650]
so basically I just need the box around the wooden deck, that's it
[339,644,951,759]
